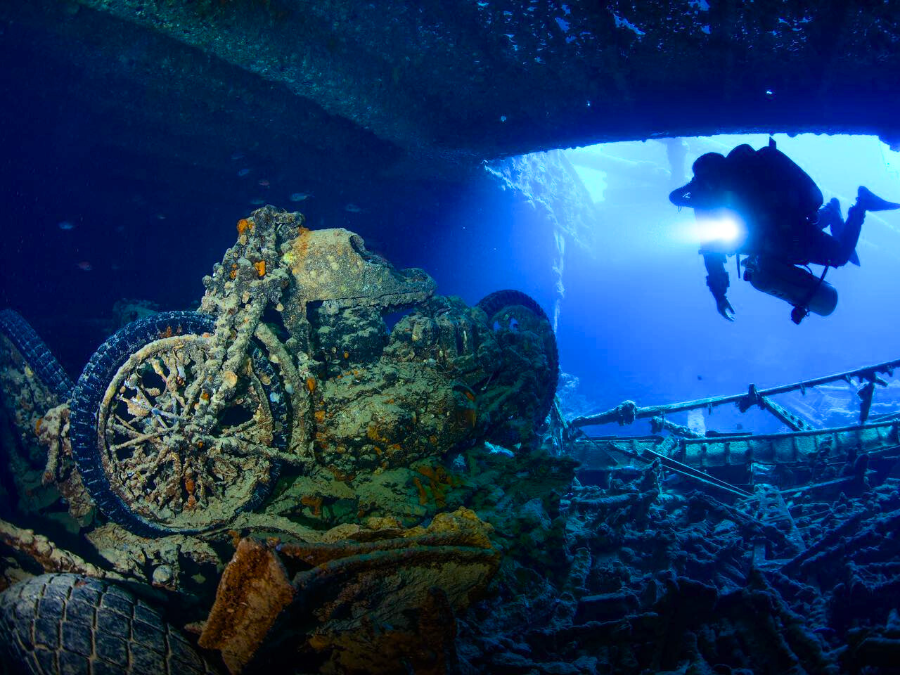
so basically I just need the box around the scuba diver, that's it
[669,139,900,324]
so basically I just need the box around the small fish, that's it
[76,261,93,272]
[249,198,266,206]
[237,168,251,178]
[58,221,75,231]
[156,213,167,220]
[258,179,270,187]
[231,151,245,161]
[344,203,363,213]
[289,192,312,202]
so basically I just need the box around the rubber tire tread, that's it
[69,311,284,538]
[0,573,218,675]
[476,290,559,424]
[0,309,74,401]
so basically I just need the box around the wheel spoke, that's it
[111,417,144,439]
[109,429,169,452]
[219,419,258,438]
[116,395,185,423]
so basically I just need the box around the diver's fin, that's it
[849,249,860,266]
[858,186,900,212]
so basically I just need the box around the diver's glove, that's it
[716,296,735,322]
[705,266,732,321]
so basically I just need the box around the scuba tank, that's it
[744,257,837,323]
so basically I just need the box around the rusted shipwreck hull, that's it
[568,359,900,496]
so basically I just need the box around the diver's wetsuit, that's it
[671,142,874,314]
[701,196,865,299]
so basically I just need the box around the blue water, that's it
[556,134,900,432]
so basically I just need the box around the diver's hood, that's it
[669,183,696,207]
[669,181,725,209]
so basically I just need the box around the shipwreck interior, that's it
[1,2,900,674]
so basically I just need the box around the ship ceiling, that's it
[3,1,899,185]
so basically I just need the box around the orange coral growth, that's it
[200,391,210,401]
[416,466,457,508]
[236,218,254,235]
[184,475,196,495]
[301,495,324,517]
[418,466,442,482]
[185,494,197,510]
[327,467,356,482]
[254,260,266,277]
[229,263,238,279]
[413,477,428,506]
[343,351,350,359]
[314,410,326,424]
[464,390,476,402]
[306,376,317,393]
[34,418,43,435]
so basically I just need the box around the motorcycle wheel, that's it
[70,311,288,537]
[476,290,559,436]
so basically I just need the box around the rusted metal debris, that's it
[198,508,500,674]
[571,358,900,430]
[0,518,121,590]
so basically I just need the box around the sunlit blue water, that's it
[555,134,900,433]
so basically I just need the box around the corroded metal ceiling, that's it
[4,1,899,180]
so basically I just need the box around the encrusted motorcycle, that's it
[64,207,558,537]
